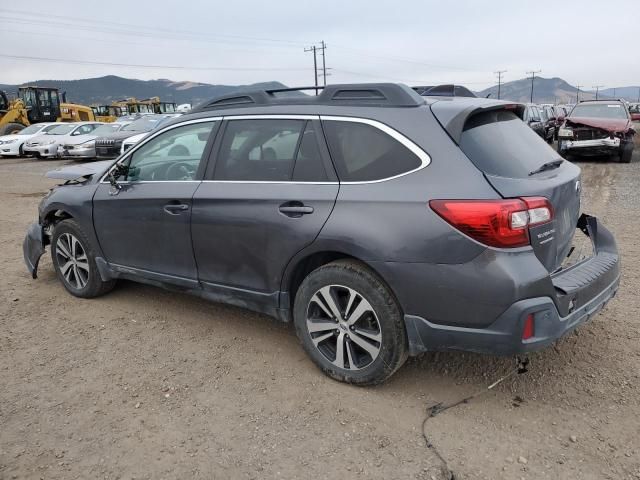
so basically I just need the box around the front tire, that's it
[293,260,408,385]
[619,140,633,163]
[50,219,116,298]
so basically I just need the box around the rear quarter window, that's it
[322,120,422,182]
[460,110,560,178]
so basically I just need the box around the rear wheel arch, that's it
[283,251,401,313]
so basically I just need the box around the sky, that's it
[0,0,636,90]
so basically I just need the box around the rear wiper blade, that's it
[529,159,563,176]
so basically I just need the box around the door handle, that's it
[164,203,190,215]
[279,202,314,218]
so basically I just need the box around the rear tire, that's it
[293,259,408,385]
[0,122,26,135]
[50,219,116,298]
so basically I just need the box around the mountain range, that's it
[0,75,287,106]
[1,75,638,106]
[476,77,640,103]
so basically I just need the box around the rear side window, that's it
[323,120,422,182]
[214,119,327,182]
[460,110,560,178]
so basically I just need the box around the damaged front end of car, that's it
[558,118,635,159]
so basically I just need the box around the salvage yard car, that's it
[58,122,130,160]
[23,122,102,159]
[0,122,58,157]
[23,83,620,385]
[94,114,180,159]
[557,100,635,162]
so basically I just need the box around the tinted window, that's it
[125,122,215,182]
[460,110,560,178]
[292,123,327,181]
[323,120,421,182]
[215,119,325,181]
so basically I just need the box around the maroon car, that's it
[557,100,635,163]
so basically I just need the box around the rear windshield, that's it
[460,110,560,178]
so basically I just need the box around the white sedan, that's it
[0,123,58,157]
[23,122,102,159]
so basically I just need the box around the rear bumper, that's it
[403,214,620,355]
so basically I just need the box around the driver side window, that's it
[125,121,216,182]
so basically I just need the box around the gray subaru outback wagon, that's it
[23,84,620,384]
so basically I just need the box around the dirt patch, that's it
[1,153,639,480]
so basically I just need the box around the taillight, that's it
[429,197,553,248]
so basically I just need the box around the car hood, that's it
[123,132,147,144]
[565,116,632,133]
[26,134,61,145]
[62,135,99,146]
[96,130,143,142]
[0,134,25,142]
[46,160,114,181]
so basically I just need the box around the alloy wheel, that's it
[306,285,382,370]
[55,233,90,289]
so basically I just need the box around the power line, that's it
[0,53,313,72]
[575,84,583,102]
[494,70,507,99]
[0,9,310,46]
[526,70,541,103]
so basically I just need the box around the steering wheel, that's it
[165,162,195,180]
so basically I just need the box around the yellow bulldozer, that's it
[0,86,96,135]
[91,105,124,123]
[111,98,155,115]
[140,96,177,114]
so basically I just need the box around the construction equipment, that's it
[0,86,96,135]
[140,96,177,114]
[112,98,154,115]
[91,105,124,123]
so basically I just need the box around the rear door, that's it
[191,116,339,311]
[458,109,581,272]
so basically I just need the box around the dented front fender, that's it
[23,222,46,279]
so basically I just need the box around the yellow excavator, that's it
[0,86,96,135]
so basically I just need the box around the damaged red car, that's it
[557,100,635,163]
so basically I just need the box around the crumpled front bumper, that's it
[23,222,46,279]
[23,144,59,158]
[404,214,620,356]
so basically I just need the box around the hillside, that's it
[476,77,597,103]
[0,75,288,106]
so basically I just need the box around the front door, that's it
[92,120,219,284]
[191,117,339,310]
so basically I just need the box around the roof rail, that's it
[191,83,425,112]
[413,84,477,98]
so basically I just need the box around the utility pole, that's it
[575,84,582,103]
[637,87,639,103]
[612,87,616,99]
[304,45,318,94]
[319,41,327,86]
[592,85,604,100]
[494,70,507,99]
[526,70,541,103]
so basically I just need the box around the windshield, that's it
[460,110,560,178]
[570,103,628,119]
[122,116,170,132]
[91,124,122,136]
[46,124,75,135]
[18,124,47,135]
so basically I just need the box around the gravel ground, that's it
[1,143,639,480]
